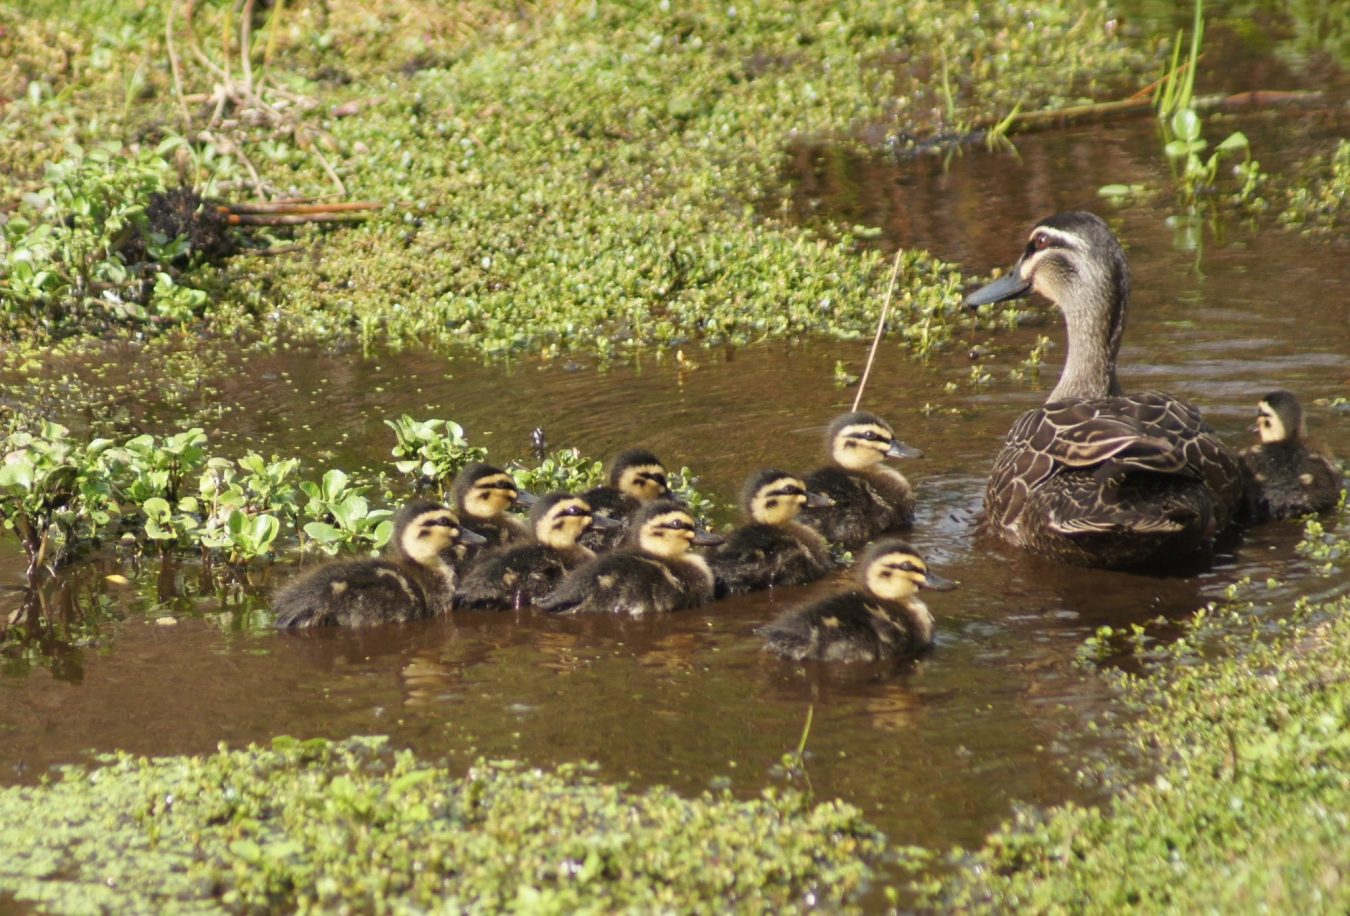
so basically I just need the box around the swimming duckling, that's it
[710,468,833,595]
[802,411,922,548]
[1241,390,1341,521]
[579,448,673,552]
[454,493,621,610]
[274,500,485,628]
[760,539,955,663]
[540,500,723,616]
[451,462,531,547]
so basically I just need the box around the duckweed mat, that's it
[0,736,886,913]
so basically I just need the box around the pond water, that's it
[1,62,1347,883]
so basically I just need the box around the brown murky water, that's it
[1,68,1347,869]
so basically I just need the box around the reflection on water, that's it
[1,110,1346,859]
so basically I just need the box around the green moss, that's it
[1,0,1149,356]
[925,499,1350,911]
[0,736,886,912]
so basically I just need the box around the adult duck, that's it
[965,211,1244,568]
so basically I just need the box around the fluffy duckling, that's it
[454,493,620,610]
[802,411,923,547]
[451,462,532,547]
[760,539,955,663]
[1241,390,1341,521]
[541,500,722,616]
[579,448,673,552]
[274,500,485,628]
[710,468,833,595]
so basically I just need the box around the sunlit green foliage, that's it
[385,415,488,498]
[0,142,216,335]
[1281,139,1350,235]
[0,736,886,912]
[0,0,1147,357]
[926,497,1350,911]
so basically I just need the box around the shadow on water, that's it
[1,48,1348,868]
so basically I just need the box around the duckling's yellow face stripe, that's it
[617,464,670,503]
[537,497,593,549]
[833,422,894,470]
[750,476,808,525]
[403,509,464,563]
[465,473,519,518]
[1256,402,1287,444]
[863,552,927,601]
[638,510,697,558]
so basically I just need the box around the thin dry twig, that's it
[851,248,905,413]
[165,0,193,131]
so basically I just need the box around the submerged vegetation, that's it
[0,736,886,912]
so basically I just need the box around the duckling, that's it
[540,500,723,616]
[454,493,621,610]
[1241,390,1341,521]
[760,539,955,663]
[451,462,531,547]
[579,448,673,552]
[274,500,485,628]
[710,468,833,595]
[801,411,923,548]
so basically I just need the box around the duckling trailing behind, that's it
[455,493,620,610]
[710,468,833,596]
[802,411,922,548]
[273,500,485,628]
[451,462,533,548]
[540,500,722,616]
[966,212,1245,568]
[579,448,673,552]
[1241,390,1341,521]
[761,539,955,663]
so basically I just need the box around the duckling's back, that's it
[541,550,711,616]
[711,523,831,595]
[1242,441,1341,521]
[803,466,914,547]
[456,544,588,610]
[273,559,437,628]
[761,591,922,663]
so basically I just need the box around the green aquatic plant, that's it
[0,140,218,335]
[386,415,488,499]
[2,0,1146,358]
[0,421,117,576]
[508,448,606,496]
[1149,0,1264,213]
[0,736,886,912]
[1281,139,1350,235]
[299,468,393,556]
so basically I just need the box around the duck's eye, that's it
[1032,233,1049,251]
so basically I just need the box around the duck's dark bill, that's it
[920,571,958,591]
[965,268,1031,307]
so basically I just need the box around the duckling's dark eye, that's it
[651,474,669,488]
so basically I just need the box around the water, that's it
[1,102,1347,866]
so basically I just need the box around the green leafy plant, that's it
[385,416,487,498]
[0,422,117,577]
[0,140,218,333]
[299,469,393,556]
[508,448,606,496]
